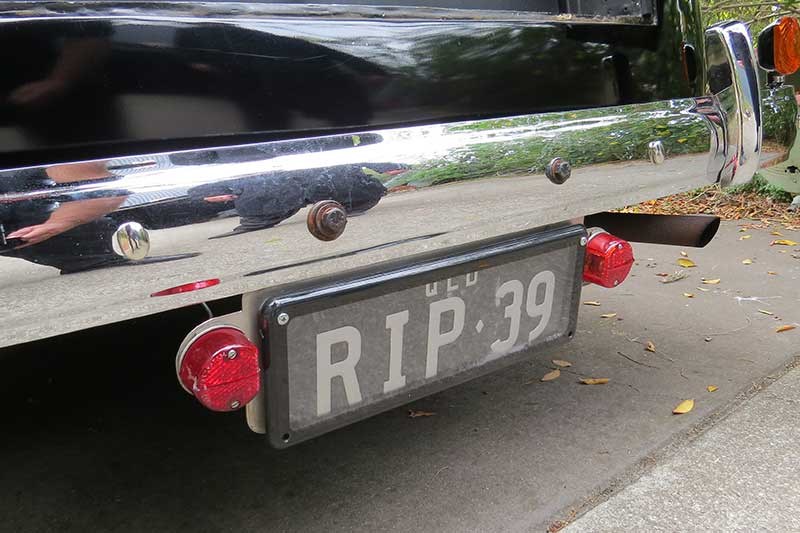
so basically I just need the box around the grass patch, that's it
[727,174,794,203]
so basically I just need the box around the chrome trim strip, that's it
[0,21,786,348]
[0,1,657,25]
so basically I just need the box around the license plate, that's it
[261,225,585,447]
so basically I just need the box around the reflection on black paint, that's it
[0,21,119,146]
[0,3,700,164]
[190,164,388,235]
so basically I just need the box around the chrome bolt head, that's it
[648,140,665,165]
[113,222,150,261]
[277,312,290,326]
[580,236,588,246]
[545,157,572,184]
[226,349,237,360]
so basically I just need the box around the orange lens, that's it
[774,17,800,75]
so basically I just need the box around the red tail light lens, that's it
[177,327,260,412]
[583,232,634,288]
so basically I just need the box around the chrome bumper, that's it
[0,22,792,348]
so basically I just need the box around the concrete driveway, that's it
[1,220,798,532]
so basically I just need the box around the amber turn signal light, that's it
[758,17,800,75]
[774,17,800,75]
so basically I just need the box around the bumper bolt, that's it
[545,157,571,184]
[648,140,665,165]
[307,200,348,241]
[113,222,150,260]
[277,312,290,326]
[227,349,238,360]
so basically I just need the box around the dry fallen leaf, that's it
[676,258,696,268]
[772,239,799,246]
[696,287,710,292]
[645,341,656,353]
[408,409,436,418]
[683,292,695,298]
[742,259,753,265]
[541,369,561,382]
[739,235,751,240]
[552,359,572,368]
[776,325,797,333]
[600,313,617,319]
[701,278,721,285]
[655,272,670,277]
[767,271,778,275]
[707,385,719,393]
[672,399,695,415]
[680,251,689,257]
[583,301,601,306]
[758,309,774,315]
[580,378,610,385]
[660,271,688,284]
[771,231,784,236]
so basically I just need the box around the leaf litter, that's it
[620,186,800,228]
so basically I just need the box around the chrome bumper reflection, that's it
[0,22,789,347]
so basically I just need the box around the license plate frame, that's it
[259,225,586,448]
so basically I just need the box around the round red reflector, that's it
[178,327,260,412]
[774,17,800,75]
[583,232,635,288]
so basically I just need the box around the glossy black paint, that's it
[0,1,703,167]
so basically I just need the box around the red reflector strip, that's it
[203,194,238,203]
[151,278,221,297]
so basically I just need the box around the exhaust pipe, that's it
[583,212,721,248]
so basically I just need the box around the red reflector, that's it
[583,232,634,288]
[151,278,220,297]
[178,327,260,411]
